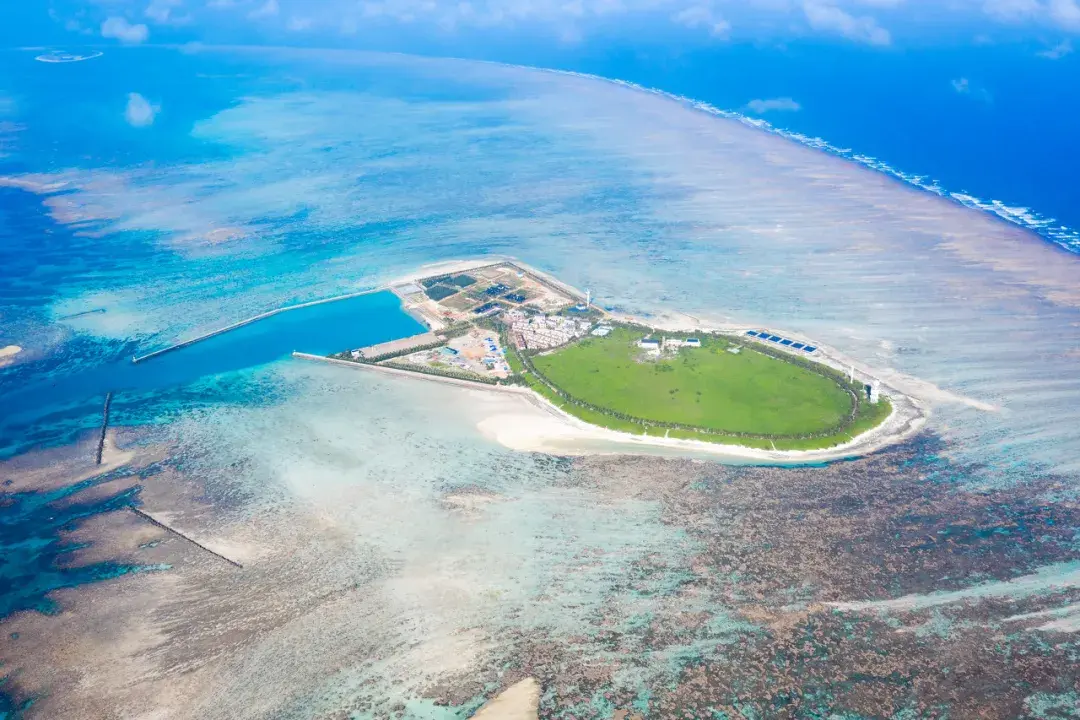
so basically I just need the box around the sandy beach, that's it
[297,347,927,464]
[474,377,926,464]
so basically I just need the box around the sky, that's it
[8,0,1080,53]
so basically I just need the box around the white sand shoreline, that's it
[295,347,927,465]
[478,369,926,464]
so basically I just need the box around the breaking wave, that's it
[33,50,104,64]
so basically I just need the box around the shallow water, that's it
[0,290,422,458]
[2,46,1079,718]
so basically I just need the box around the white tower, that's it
[586,289,591,308]
[849,366,855,383]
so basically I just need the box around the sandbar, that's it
[0,344,21,367]
[472,678,541,719]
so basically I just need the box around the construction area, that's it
[389,261,582,329]
[386,328,512,379]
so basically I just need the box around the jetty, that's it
[58,307,107,321]
[129,507,243,569]
[293,352,532,394]
[95,391,113,465]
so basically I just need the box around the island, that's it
[303,260,918,455]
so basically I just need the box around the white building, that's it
[662,337,701,350]
[510,313,590,350]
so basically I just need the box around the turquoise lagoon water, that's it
[0,290,424,458]
[3,46,1080,718]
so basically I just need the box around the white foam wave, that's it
[34,50,104,64]
[513,64,1080,256]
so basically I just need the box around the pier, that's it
[129,507,244,569]
[95,391,113,465]
[131,288,384,364]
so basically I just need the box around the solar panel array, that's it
[745,330,816,353]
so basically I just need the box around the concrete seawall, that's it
[129,508,243,569]
[292,352,532,395]
[95,391,113,465]
[355,332,442,360]
[131,288,385,364]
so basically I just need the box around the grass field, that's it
[530,328,855,437]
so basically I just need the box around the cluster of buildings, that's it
[507,310,592,351]
[479,334,511,376]
[638,336,702,356]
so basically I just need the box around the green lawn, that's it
[530,328,854,437]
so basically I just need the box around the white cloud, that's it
[101,16,150,44]
[1038,38,1073,57]
[982,0,1042,22]
[672,5,731,37]
[952,77,992,102]
[73,0,1080,45]
[125,93,159,127]
[249,0,280,18]
[1049,0,1080,29]
[145,0,183,23]
[982,0,1080,30]
[286,16,313,31]
[803,2,891,45]
[746,97,802,113]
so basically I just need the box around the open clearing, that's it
[531,328,854,436]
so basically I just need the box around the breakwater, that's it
[95,391,113,465]
[58,307,107,321]
[131,288,383,364]
[354,331,442,360]
[129,508,243,569]
[292,352,531,394]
